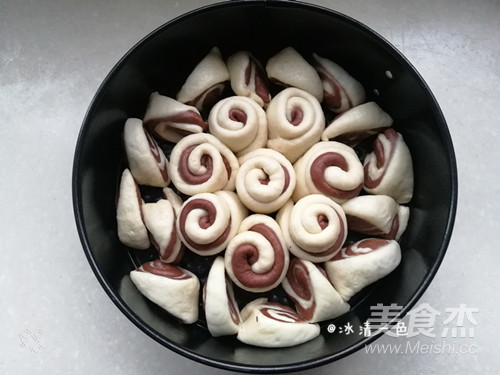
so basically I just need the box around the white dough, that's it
[282,259,350,323]
[143,92,206,143]
[342,194,401,238]
[321,101,393,144]
[363,129,414,204]
[313,53,366,113]
[161,187,183,214]
[266,47,323,102]
[324,239,402,301]
[204,256,242,337]
[227,51,271,107]
[225,214,289,293]
[169,133,240,195]
[177,191,248,256]
[235,148,296,213]
[142,199,183,263]
[266,87,325,163]
[276,195,347,263]
[177,47,229,110]
[237,299,320,348]
[116,169,150,250]
[292,141,364,203]
[130,263,199,324]
[396,205,410,241]
[208,96,267,156]
[123,118,170,187]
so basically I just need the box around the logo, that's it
[19,329,44,354]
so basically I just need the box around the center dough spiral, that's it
[236,148,296,214]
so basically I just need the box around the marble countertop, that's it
[1,0,498,373]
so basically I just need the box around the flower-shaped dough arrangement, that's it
[116,46,414,348]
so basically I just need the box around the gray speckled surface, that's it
[0,0,498,373]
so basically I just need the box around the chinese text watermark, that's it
[326,302,480,355]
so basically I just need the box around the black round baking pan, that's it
[72,1,457,372]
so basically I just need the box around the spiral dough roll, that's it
[143,92,208,143]
[266,87,325,163]
[142,199,184,264]
[177,191,248,256]
[208,96,267,156]
[203,256,242,337]
[276,194,347,263]
[363,128,414,204]
[176,47,229,113]
[324,238,402,301]
[321,101,392,146]
[282,258,349,323]
[312,53,365,113]
[225,214,290,293]
[237,299,320,348]
[123,118,170,187]
[236,148,296,214]
[266,47,323,102]
[293,141,364,203]
[169,133,239,195]
[130,260,199,324]
[341,194,409,241]
[226,51,271,107]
